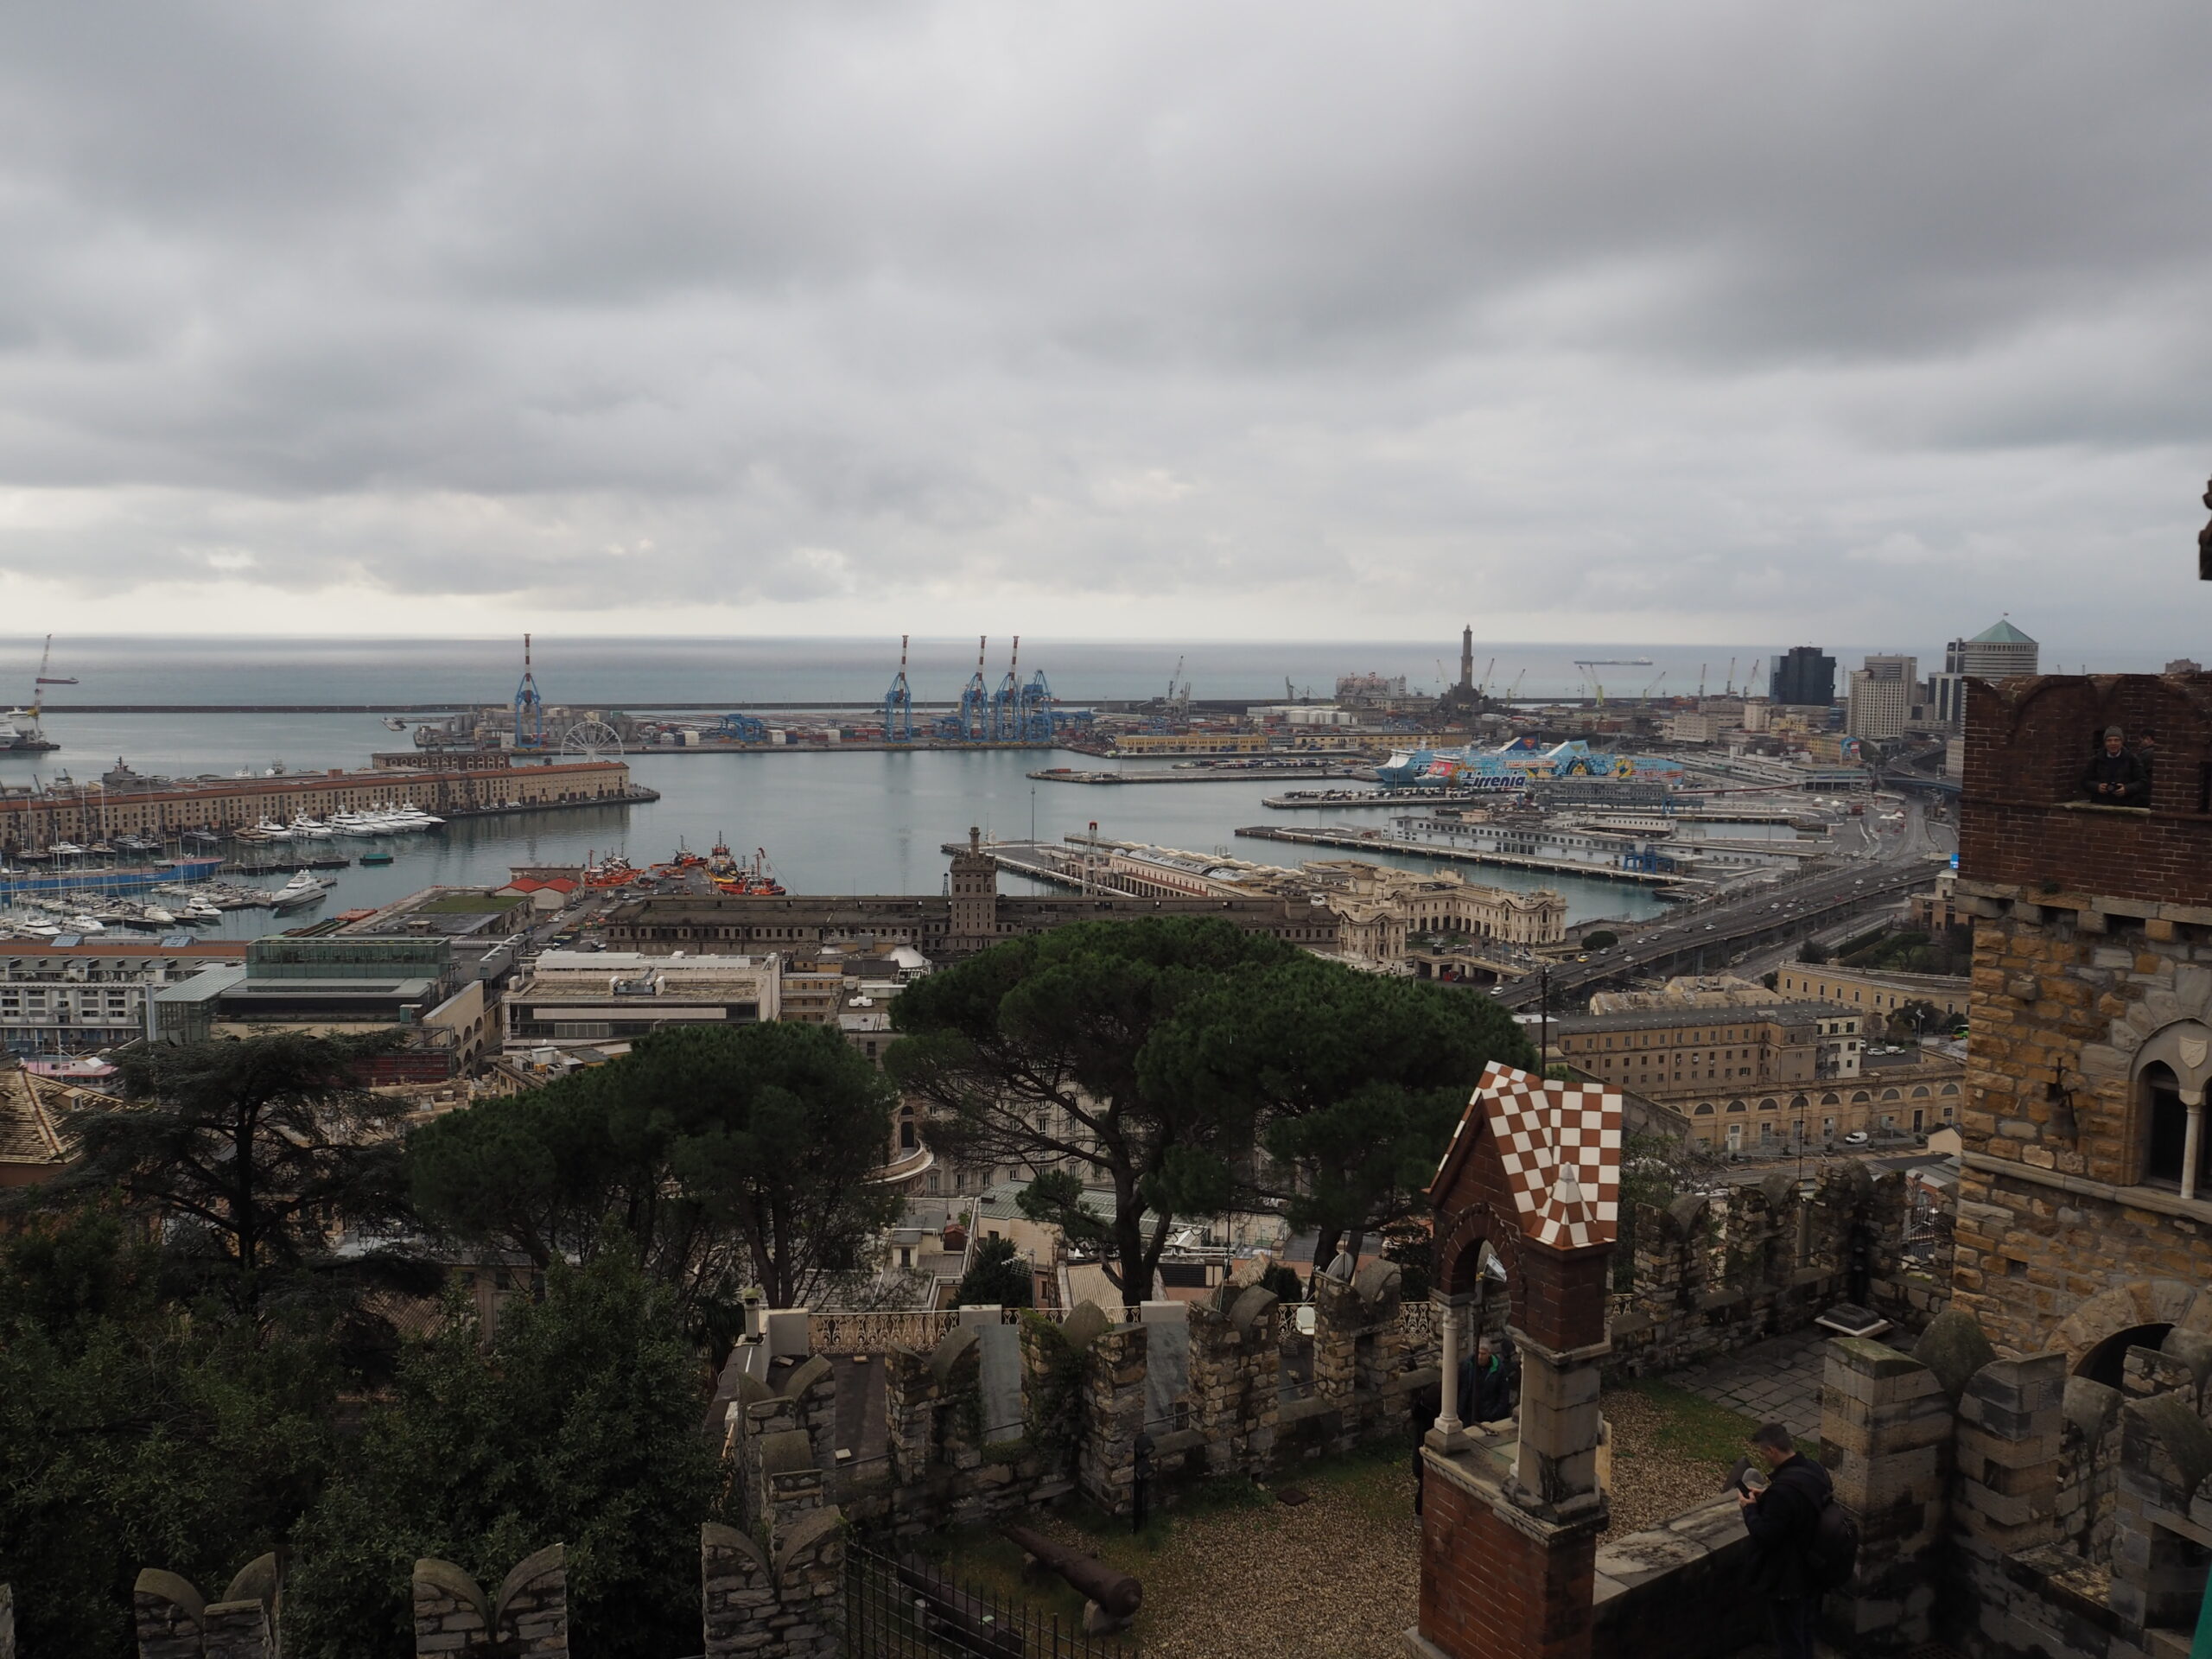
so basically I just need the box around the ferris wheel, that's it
[558,718,624,761]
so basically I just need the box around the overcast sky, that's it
[2,3,2209,646]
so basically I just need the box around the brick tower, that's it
[946,825,1001,955]
[1949,671,2212,1366]
[1408,1061,1621,1659]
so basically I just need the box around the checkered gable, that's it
[1471,1060,1622,1250]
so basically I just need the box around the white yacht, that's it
[49,841,85,856]
[289,817,335,839]
[250,818,294,841]
[66,914,105,934]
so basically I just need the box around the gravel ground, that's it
[933,1390,1749,1657]
[1020,1451,1423,1659]
[1601,1385,1743,1535]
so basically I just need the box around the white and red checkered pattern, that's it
[1461,1059,1622,1249]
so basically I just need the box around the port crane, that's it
[880,635,914,743]
[957,637,992,741]
[512,633,543,749]
[1572,657,1653,709]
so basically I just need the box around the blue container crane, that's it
[957,636,992,741]
[880,634,915,743]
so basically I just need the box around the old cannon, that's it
[1001,1523,1143,1630]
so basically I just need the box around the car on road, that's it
[1843,1130,1870,1146]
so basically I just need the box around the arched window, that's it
[1758,1097,1778,1112]
[1911,1086,1929,1098]
[1881,1089,1901,1101]
[1790,1094,1808,1110]
[1726,1099,1747,1113]
[1941,1083,1959,1096]
[1694,1103,1714,1116]
[2138,1061,2206,1189]
[1852,1091,1871,1103]
[1821,1092,1840,1106]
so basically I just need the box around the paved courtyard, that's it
[1662,1326,1828,1440]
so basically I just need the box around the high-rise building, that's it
[1943,619,2038,681]
[1769,645,1836,706]
[1847,656,1916,741]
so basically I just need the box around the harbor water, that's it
[1,710,1675,937]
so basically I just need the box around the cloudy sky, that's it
[2,3,2209,647]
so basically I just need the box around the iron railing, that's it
[845,1542,1138,1659]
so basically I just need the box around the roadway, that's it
[1492,798,1955,1011]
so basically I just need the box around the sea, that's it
[0,631,2107,938]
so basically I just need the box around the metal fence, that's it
[845,1543,1139,1659]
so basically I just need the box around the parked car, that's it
[1843,1130,1870,1146]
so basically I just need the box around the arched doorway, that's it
[2075,1322,2173,1388]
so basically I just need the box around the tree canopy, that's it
[890,916,1531,1296]
[889,916,1300,1299]
[18,1030,416,1309]
[285,1245,725,1659]
[408,1020,901,1320]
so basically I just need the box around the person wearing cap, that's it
[2082,726,2149,805]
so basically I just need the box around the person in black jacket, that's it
[1459,1338,1516,1428]
[2081,726,2149,805]
[1738,1421,1831,1659]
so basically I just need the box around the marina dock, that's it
[1028,765,1368,785]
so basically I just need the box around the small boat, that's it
[583,854,640,888]
[709,848,786,897]
[49,841,85,857]
[250,818,293,841]
[359,849,394,866]
[67,914,105,934]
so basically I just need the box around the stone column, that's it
[1432,1300,1463,1439]
[200,1599,276,1659]
[1821,1338,1953,1656]
[2180,1085,2203,1203]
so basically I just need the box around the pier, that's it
[1233,823,1694,887]
[1028,765,1368,785]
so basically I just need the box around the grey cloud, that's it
[0,3,2209,647]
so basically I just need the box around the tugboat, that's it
[582,853,640,889]
[709,847,786,897]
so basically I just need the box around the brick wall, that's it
[1960,672,2212,909]
[1417,1463,1597,1659]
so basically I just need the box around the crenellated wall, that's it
[1605,1162,1948,1376]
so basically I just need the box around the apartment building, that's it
[1771,964,1972,1026]
[1,939,249,1055]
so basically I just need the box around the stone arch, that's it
[1821,1091,1841,1105]
[2047,1279,2212,1371]
[1911,1085,1930,1098]
[1941,1083,1960,1096]
[1694,1103,1714,1116]
[1726,1100,1746,1113]
[1853,1090,1871,1103]
[1881,1088,1901,1101]
[1758,1096,1778,1111]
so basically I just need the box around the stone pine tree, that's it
[408,1020,902,1317]
[888,916,1300,1301]
[1156,953,1535,1272]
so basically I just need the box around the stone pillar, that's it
[133,1570,205,1659]
[2180,1085,2203,1203]
[200,1599,275,1659]
[1954,1353,2065,1556]
[702,1523,779,1658]
[1433,1299,1463,1438]
[1821,1338,1953,1656]
[412,1560,490,1656]
[760,1428,829,1545]
[2110,1392,2212,1637]
[1077,1323,1147,1516]
[1187,1285,1280,1476]
[1511,1332,1607,1519]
